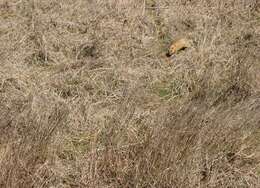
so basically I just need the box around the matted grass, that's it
[0,0,259,187]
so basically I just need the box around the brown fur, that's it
[166,38,191,57]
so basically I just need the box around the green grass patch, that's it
[152,79,185,100]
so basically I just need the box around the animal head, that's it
[166,44,178,57]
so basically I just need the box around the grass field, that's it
[0,0,260,187]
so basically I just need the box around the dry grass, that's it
[0,0,260,187]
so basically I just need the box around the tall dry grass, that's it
[0,0,259,187]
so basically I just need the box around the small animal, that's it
[166,38,191,57]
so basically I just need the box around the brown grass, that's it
[0,0,260,187]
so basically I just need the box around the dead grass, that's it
[0,0,260,187]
